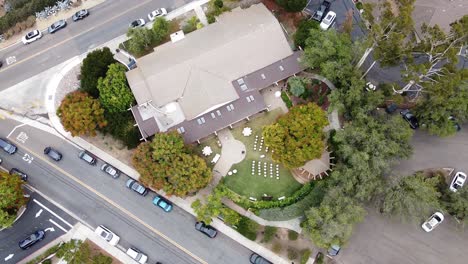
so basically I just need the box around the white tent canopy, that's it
[242,127,253,137]
[202,146,213,156]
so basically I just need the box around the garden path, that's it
[213,128,247,176]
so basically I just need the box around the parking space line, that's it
[49,218,69,233]
[33,199,74,228]
[6,123,26,138]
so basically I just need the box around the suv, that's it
[78,151,96,165]
[126,179,149,196]
[94,225,120,246]
[250,253,272,264]
[19,230,45,249]
[44,147,62,161]
[0,138,17,154]
[126,247,148,264]
[10,168,28,181]
[400,109,419,129]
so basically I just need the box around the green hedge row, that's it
[0,0,57,34]
[281,91,293,108]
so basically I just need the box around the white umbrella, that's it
[202,146,212,156]
[242,127,252,137]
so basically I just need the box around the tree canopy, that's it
[287,76,309,97]
[56,239,112,264]
[80,47,116,98]
[97,63,135,113]
[263,103,329,168]
[127,27,154,55]
[293,19,319,48]
[57,91,107,137]
[441,186,468,226]
[0,171,27,228]
[275,0,307,12]
[132,131,212,196]
[152,17,170,43]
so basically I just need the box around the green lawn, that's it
[224,109,303,199]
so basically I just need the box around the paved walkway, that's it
[214,129,246,176]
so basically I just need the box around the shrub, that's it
[356,2,364,10]
[294,19,319,48]
[300,249,312,264]
[288,230,299,240]
[214,0,224,8]
[42,260,52,264]
[288,247,299,260]
[262,226,277,243]
[207,14,216,24]
[315,252,324,264]
[275,0,307,12]
[236,216,259,240]
[272,242,282,253]
[183,16,199,34]
[281,91,293,108]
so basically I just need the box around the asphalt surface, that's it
[337,128,468,264]
[0,190,77,263]
[0,118,252,264]
[0,0,192,90]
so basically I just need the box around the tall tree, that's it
[263,103,329,168]
[152,17,170,43]
[57,91,107,137]
[132,131,212,197]
[127,27,154,55]
[0,171,28,228]
[441,186,468,226]
[287,76,309,97]
[381,172,441,221]
[80,47,116,98]
[97,63,135,113]
[293,19,319,48]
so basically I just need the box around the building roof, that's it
[126,3,293,120]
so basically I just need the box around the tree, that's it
[56,240,90,264]
[183,16,200,34]
[152,17,170,43]
[92,254,112,264]
[275,0,307,12]
[0,171,27,228]
[441,187,468,226]
[192,185,241,225]
[263,103,329,168]
[80,47,116,98]
[132,131,212,197]
[303,188,366,248]
[381,173,441,221]
[127,27,154,55]
[97,63,135,113]
[414,70,468,137]
[57,91,107,137]
[287,76,310,97]
[293,19,319,48]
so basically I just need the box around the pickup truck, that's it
[312,0,331,22]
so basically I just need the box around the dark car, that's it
[72,9,89,21]
[0,138,17,154]
[312,0,331,22]
[101,163,120,179]
[400,109,419,129]
[9,168,28,181]
[19,230,45,249]
[78,150,96,165]
[44,147,62,161]
[195,221,217,238]
[152,195,173,212]
[48,19,67,33]
[126,179,149,196]
[249,253,272,264]
[0,59,3,68]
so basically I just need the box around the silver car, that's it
[49,19,67,33]
[101,163,120,179]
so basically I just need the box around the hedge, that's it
[236,216,259,240]
[0,0,57,34]
[281,91,293,109]
[300,249,312,264]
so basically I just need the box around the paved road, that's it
[337,128,468,264]
[0,191,77,264]
[0,118,252,264]
[0,0,192,90]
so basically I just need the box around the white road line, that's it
[6,123,26,138]
[33,199,73,228]
[48,219,68,233]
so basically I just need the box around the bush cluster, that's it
[0,0,56,34]
[281,91,293,108]
[236,216,259,240]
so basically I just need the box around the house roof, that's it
[126,3,293,120]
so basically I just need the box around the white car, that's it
[320,11,336,30]
[22,30,42,44]
[94,225,120,246]
[421,212,444,232]
[147,8,167,21]
[450,171,466,192]
[126,247,148,264]
[130,18,146,28]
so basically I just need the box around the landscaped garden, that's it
[223,108,303,199]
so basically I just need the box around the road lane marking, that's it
[45,227,55,232]
[49,219,68,233]
[4,254,14,261]
[35,209,43,218]
[0,0,153,73]
[18,141,207,264]
[33,199,74,228]
[7,123,26,138]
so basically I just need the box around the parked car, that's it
[249,253,272,264]
[400,109,419,129]
[94,225,120,246]
[100,163,120,178]
[22,30,42,44]
[126,179,149,196]
[44,147,62,161]
[78,150,96,165]
[126,247,148,264]
[0,138,17,154]
[152,195,172,211]
[319,11,336,30]
[48,19,67,33]
[312,0,331,22]
[9,168,28,181]
[422,212,444,232]
[449,171,466,192]
[72,9,89,21]
[327,244,341,256]
[18,230,45,249]
[147,8,167,21]
[195,221,217,238]
[129,18,146,28]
